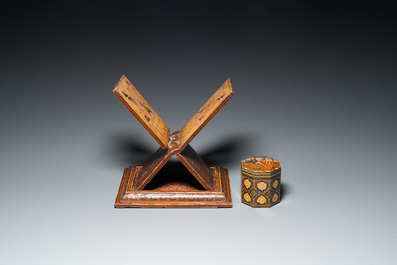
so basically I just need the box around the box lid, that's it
[241,156,280,173]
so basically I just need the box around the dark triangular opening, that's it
[143,161,206,191]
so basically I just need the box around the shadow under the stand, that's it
[105,132,154,167]
[144,161,205,191]
[105,132,253,169]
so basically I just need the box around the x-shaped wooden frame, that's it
[113,75,234,207]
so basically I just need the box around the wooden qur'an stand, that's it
[113,75,234,208]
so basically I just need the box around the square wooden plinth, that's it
[115,165,232,208]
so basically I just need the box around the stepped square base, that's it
[115,165,232,208]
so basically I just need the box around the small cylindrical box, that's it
[241,156,281,208]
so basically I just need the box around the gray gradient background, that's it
[1,1,396,264]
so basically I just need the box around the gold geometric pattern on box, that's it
[272,179,279,189]
[243,179,252,189]
[256,181,267,191]
[243,193,252,202]
[256,195,267,204]
[272,193,279,203]
[241,156,281,208]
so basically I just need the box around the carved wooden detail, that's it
[113,75,234,208]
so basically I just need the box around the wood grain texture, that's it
[179,78,234,150]
[113,76,234,208]
[176,144,214,191]
[133,146,172,190]
[114,165,232,208]
[113,75,170,149]
[131,130,181,190]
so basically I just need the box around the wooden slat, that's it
[177,144,215,191]
[179,78,234,150]
[113,75,170,149]
[133,147,172,190]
